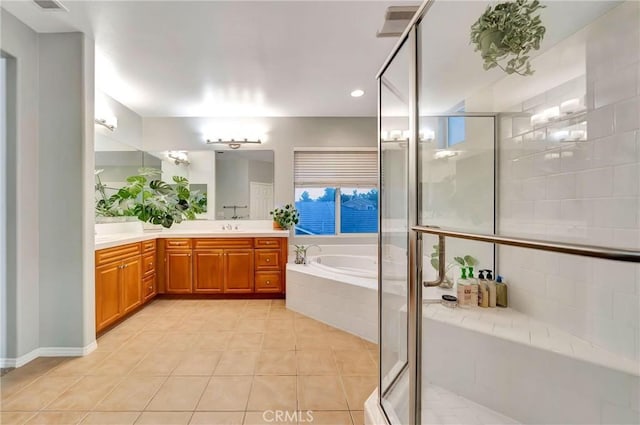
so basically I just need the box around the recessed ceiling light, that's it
[350,89,365,98]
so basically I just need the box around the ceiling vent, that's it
[33,0,67,11]
[376,6,419,38]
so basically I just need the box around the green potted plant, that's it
[270,204,299,230]
[430,246,478,289]
[470,0,546,76]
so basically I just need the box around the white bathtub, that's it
[286,246,379,342]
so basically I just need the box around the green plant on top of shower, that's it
[430,244,478,289]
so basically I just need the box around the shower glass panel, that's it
[379,39,410,425]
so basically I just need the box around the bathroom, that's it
[1,0,639,424]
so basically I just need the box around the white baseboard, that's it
[0,340,97,368]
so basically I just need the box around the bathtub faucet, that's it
[294,244,321,265]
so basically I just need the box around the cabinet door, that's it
[166,250,193,293]
[224,249,254,293]
[255,249,280,270]
[193,250,224,293]
[142,274,156,303]
[121,256,142,315]
[96,263,121,332]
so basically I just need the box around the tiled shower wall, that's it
[498,1,640,361]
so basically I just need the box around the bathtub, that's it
[286,245,380,342]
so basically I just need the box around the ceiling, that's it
[2,0,416,117]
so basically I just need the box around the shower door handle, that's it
[422,226,446,287]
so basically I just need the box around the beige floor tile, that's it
[24,411,87,425]
[156,333,198,352]
[135,412,192,424]
[243,411,295,425]
[295,333,332,350]
[2,375,81,411]
[214,352,259,375]
[350,410,364,425]
[333,351,377,376]
[94,376,165,411]
[296,351,338,375]
[146,377,208,411]
[294,318,330,334]
[297,376,348,411]
[308,411,353,425]
[255,350,296,375]
[228,333,263,350]
[143,317,181,332]
[196,377,252,411]
[262,332,296,350]
[172,352,222,376]
[197,320,238,332]
[241,310,269,320]
[189,411,244,425]
[268,310,295,321]
[265,319,294,333]
[0,411,36,425]
[130,351,183,376]
[118,332,166,352]
[340,376,376,411]
[80,411,140,424]
[246,376,296,411]
[49,352,113,376]
[88,351,146,376]
[45,375,121,411]
[95,330,137,352]
[191,332,233,351]
[326,332,367,351]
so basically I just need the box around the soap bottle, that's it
[486,270,497,308]
[495,275,508,308]
[477,270,489,308]
[467,267,479,307]
[456,268,469,307]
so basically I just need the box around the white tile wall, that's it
[498,1,640,362]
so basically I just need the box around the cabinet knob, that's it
[266,280,271,285]
[266,258,270,262]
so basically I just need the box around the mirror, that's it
[215,150,274,220]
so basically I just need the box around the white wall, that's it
[38,32,95,350]
[95,90,143,151]
[496,2,640,361]
[1,10,40,361]
[1,56,7,362]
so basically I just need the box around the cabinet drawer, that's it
[255,272,282,292]
[142,240,156,253]
[164,239,192,249]
[193,238,253,249]
[142,274,156,300]
[142,253,156,276]
[254,238,281,249]
[96,243,142,267]
[255,250,280,270]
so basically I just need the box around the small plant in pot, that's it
[470,0,546,76]
[270,204,299,230]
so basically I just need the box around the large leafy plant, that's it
[95,168,207,228]
[470,0,546,76]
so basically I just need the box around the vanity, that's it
[94,229,288,333]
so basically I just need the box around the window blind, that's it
[294,151,378,187]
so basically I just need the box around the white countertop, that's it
[95,229,289,250]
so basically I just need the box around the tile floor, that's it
[0,299,378,425]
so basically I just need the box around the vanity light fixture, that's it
[167,151,190,165]
[95,116,118,132]
[206,138,263,150]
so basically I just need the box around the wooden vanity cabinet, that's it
[254,238,286,293]
[223,249,254,293]
[95,242,143,332]
[193,250,224,293]
[142,240,157,303]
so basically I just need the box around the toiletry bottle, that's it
[477,270,489,308]
[467,267,479,307]
[495,275,508,307]
[456,268,468,307]
[486,270,497,308]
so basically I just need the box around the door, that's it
[121,256,142,314]
[193,249,224,293]
[224,249,254,293]
[166,250,193,293]
[95,262,121,331]
[249,182,273,219]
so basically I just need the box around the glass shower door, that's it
[379,40,410,425]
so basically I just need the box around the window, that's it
[447,116,465,146]
[294,151,378,235]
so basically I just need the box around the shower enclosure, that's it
[377,1,640,424]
